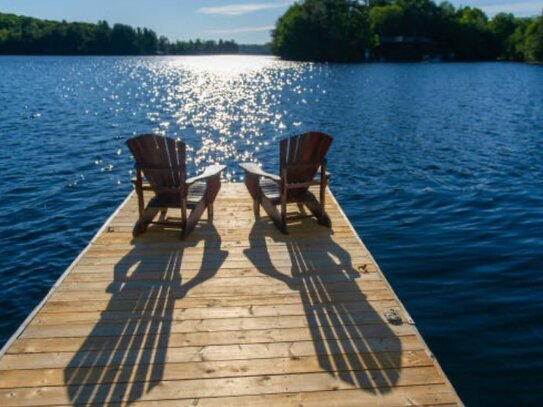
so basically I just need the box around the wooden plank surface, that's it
[0,183,462,406]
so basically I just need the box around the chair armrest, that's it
[239,162,281,183]
[186,164,226,185]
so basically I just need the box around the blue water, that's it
[1,56,542,405]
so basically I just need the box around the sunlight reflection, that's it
[113,56,314,181]
[179,55,277,76]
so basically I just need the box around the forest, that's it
[2,4,542,63]
[271,0,543,62]
[0,13,239,55]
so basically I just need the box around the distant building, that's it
[374,36,441,62]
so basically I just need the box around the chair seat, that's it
[148,182,206,209]
[259,178,280,203]
[259,178,314,205]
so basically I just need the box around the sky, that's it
[0,0,541,44]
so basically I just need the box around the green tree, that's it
[369,5,404,36]
[140,28,158,54]
[272,0,532,62]
[490,13,517,58]
[521,13,543,62]
[158,35,169,53]
[90,21,112,54]
[110,24,137,54]
[272,0,373,62]
[394,0,440,37]
[447,7,496,60]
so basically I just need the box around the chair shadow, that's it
[64,222,227,406]
[244,216,402,393]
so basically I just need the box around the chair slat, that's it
[280,131,332,190]
[127,134,187,191]
[241,131,333,233]
[126,134,223,238]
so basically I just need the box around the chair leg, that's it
[182,199,206,239]
[133,205,160,237]
[159,208,168,222]
[319,184,327,225]
[280,196,287,233]
[305,194,331,228]
[208,203,214,221]
[259,195,287,234]
[244,171,261,218]
[181,200,187,227]
[280,204,287,231]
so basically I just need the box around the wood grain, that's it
[0,183,462,406]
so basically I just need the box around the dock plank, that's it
[0,183,462,406]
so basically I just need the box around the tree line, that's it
[271,0,543,62]
[0,12,239,55]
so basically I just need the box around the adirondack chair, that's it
[126,134,225,238]
[239,131,333,233]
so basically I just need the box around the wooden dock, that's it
[0,183,462,406]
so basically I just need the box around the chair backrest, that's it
[126,134,186,192]
[279,132,333,186]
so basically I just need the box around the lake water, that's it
[0,56,542,405]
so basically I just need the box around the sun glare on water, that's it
[179,55,278,76]
[120,55,309,181]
